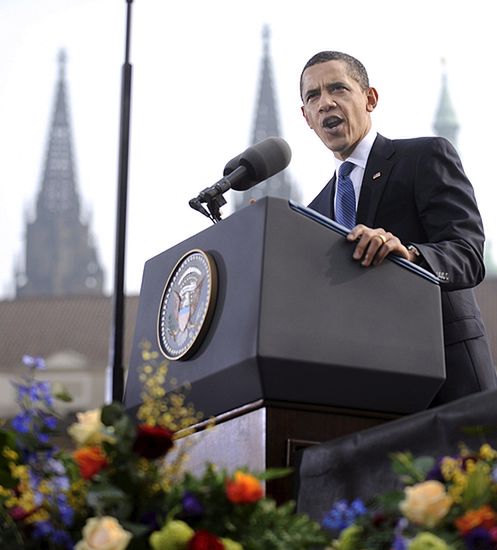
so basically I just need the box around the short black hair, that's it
[300,51,370,99]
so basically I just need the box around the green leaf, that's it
[101,402,126,425]
[0,469,18,489]
[390,451,434,484]
[86,484,133,519]
[461,463,493,510]
[258,467,293,481]
[51,382,73,402]
[413,456,436,476]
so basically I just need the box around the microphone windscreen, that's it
[223,153,243,178]
[223,137,292,191]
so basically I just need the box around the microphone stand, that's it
[108,0,134,403]
[203,192,226,223]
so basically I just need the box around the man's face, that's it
[301,60,378,160]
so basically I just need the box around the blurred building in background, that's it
[15,50,104,299]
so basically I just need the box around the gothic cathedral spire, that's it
[15,50,104,298]
[232,25,301,210]
[433,59,459,148]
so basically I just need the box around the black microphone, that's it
[222,136,292,191]
[193,137,292,202]
[189,136,292,222]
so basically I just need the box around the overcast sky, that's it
[1,0,496,299]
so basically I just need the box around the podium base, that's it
[175,400,398,503]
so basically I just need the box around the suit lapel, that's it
[356,134,394,227]
[309,175,336,219]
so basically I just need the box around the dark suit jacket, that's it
[308,133,496,406]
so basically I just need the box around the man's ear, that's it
[366,87,379,113]
[301,105,313,129]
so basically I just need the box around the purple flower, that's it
[22,355,46,370]
[43,414,58,430]
[322,498,367,532]
[182,491,204,518]
[426,457,444,482]
[52,475,70,492]
[19,380,53,405]
[140,510,161,531]
[47,458,66,476]
[392,535,409,550]
[36,381,54,405]
[350,498,367,516]
[37,432,50,444]
[464,527,495,549]
[52,530,73,549]
[57,499,74,526]
[12,411,32,433]
[32,519,54,538]
[491,466,497,483]
[17,384,32,400]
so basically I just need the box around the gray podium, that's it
[124,197,445,501]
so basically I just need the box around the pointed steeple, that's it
[251,25,281,144]
[433,59,459,148]
[15,50,105,298]
[233,25,301,210]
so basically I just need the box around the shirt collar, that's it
[335,128,377,173]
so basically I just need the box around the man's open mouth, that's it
[323,116,343,130]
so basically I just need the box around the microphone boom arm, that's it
[190,176,231,223]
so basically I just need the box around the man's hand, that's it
[346,224,416,266]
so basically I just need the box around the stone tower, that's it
[232,25,301,210]
[15,50,104,298]
[433,59,459,148]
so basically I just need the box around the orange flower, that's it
[73,446,108,480]
[225,471,263,504]
[455,505,497,535]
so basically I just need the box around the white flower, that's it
[399,480,452,528]
[68,409,104,447]
[75,516,132,550]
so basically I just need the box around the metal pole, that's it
[108,0,134,403]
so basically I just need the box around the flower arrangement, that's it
[0,348,329,550]
[323,442,497,550]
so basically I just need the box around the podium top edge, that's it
[288,200,440,285]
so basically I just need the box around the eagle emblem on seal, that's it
[158,250,217,360]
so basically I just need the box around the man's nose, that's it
[318,92,336,112]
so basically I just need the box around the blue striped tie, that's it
[335,161,356,229]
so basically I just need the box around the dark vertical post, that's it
[109,0,134,403]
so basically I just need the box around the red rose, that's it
[9,505,37,521]
[73,446,108,479]
[132,424,174,459]
[187,530,225,550]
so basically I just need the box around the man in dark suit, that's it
[301,50,496,406]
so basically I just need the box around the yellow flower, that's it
[440,457,468,503]
[75,516,132,550]
[479,443,497,461]
[2,447,18,461]
[221,538,244,550]
[68,409,105,447]
[441,457,460,481]
[408,532,451,549]
[149,520,194,550]
[399,480,452,528]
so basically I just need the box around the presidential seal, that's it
[157,249,218,360]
